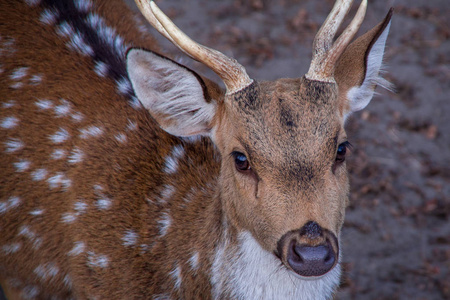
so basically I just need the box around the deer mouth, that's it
[276,221,339,278]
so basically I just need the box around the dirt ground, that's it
[133,0,449,299]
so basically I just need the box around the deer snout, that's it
[277,221,339,277]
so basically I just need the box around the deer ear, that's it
[335,9,393,121]
[127,48,217,137]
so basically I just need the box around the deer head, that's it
[127,0,392,279]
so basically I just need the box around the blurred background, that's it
[127,0,449,298]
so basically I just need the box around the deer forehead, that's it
[224,77,343,171]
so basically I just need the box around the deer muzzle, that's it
[276,221,339,277]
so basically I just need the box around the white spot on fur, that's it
[122,230,138,247]
[211,231,341,299]
[21,285,40,299]
[10,82,24,89]
[185,187,199,204]
[18,226,34,238]
[4,138,24,153]
[139,244,149,254]
[68,241,86,256]
[18,225,42,249]
[29,74,43,85]
[2,100,16,108]
[74,201,88,213]
[14,159,31,172]
[0,196,21,214]
[94,184,104,191]
[170,265,182,290]
[74,0,93,12]
[116,77,132,95]
[54,99,72,117]
[163,145,185,174]
[61,212,77,223]
[129,96,143,109]
[40,8,59,26]
[85,12,101,28]
[67,31,94,57]
[1,116,19,129]
[24,0,41,6]
[157,184,175,204]
[34,262,59,281]
[126,119,138,131]
[49,128,70,144]
[29,209,45,216]
[35,99,53,110]
[0,37,16,57]
[87,251,109,268]
[189,251,200,271]
[94,186,112,210]
[51,149,67,160]
[10,67,29,81]
[94,61,109,77]
[79,125,104,139]
[31,168,48,181]
[56,21,74,38]
[95,197,112,210]
[158,212,172,237]
[68,147,84,164]
[2,242,21,254]
[71,111,84,122]
[114,133,127,144]
[47,172,72,190]
[113,35,126,55]
[63,274,72,288]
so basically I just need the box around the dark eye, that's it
[336,141,351,163]
[232,151,251,172]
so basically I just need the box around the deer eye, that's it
[336,141,351,163]
[232,151,251,172]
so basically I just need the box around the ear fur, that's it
[126,48,217,137]
[335,9,394,121]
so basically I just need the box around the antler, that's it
[135,0,253,94]
[305,0,367,82]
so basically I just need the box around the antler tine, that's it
[325,0,367,76]
[312,0,353,55]
[306,0,367,82]
[135,0,253,94]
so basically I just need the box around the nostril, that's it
[287,240,336,277]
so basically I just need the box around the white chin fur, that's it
[211,231,341,300]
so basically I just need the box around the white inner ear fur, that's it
[127,49,217,137]
[346,20,393,119]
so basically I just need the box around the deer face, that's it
[129,0,392,280]
[213,78,348,277]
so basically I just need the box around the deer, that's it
[0,0,393,298]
